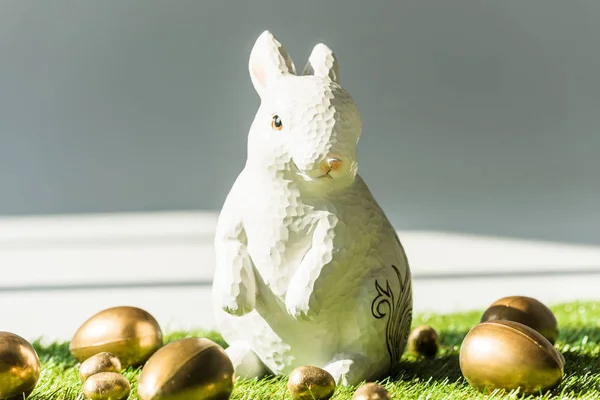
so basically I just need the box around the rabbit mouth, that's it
[318,169,334,179]
[292,162,334,181]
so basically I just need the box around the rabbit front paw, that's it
[217,293,255,317]
[285,289,316,321]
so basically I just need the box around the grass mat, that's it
[27,301,600,399]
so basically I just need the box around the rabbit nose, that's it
[327,158,343,171]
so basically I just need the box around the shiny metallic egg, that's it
[0,332,41,400]
[70,306,163,367]
[287,365,336,400]
[137,337,234,400]
[79,352,122,383]
[82,372,131,400]
[481,295,558,344]
[460,320,564,395]
[407,325,439,358]
[351,382,392,400]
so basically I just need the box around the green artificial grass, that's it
[26,301,600,399]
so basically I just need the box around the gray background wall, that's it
[0,0,598,245]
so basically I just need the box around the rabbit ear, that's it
[302,43,339,83]
[248,30,296,98]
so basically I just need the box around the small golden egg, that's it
[460,320,564,395]
[70,306,163,367]
[82,372,130,400]
[287,365,336,400]
[351,382,392,400]
[0,332,41,400]
[137,337,234,400]
[407,325,439,358]
[79,352,122,383]
[480,295,558,344]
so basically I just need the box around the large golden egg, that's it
[0,332,41,400]
[287,366,336,400]
[82,372,130,400]
[137,337,234,400]
[79,352,122,383]
[407,325,439,358]
[351,382,392,400]
[480,295,558,344]
[70,306,163,367]
[459,320,564,395]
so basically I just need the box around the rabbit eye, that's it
[271,115,283,131]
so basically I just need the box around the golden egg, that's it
[287,365,336,400]
[459,320,564,395]
[70,306,163,367]
[0,332,41,400]
[480,295,558,344]
[79,352,122,383]
[137,337,234,400]
[351,382,392,400]
[407,325,439,358]
[82,372,131,400]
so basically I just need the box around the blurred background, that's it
[1,0,599,342]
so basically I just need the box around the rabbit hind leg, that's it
[225,341,271,380]
[322,352,374,386]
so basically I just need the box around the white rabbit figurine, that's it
[212,30,413,386]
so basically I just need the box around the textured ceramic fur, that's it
[212,30,413,386]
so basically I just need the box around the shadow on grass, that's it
[396,353,464,383]
[391,328,468,384]
[556,348,600,394]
